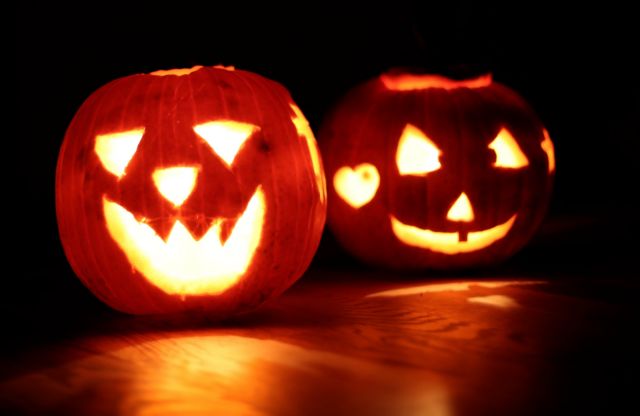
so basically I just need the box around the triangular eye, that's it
[396,124,442,176]
[95,128,144,178]
[194,120,260,167]
[488,128,529,169]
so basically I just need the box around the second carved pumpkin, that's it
[320,72,555,269]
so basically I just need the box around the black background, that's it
[13,1,639,312]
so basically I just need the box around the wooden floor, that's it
[1,270,637,416]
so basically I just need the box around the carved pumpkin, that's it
[320,73,555,269]
[57,65,326,315]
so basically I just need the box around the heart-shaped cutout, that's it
[333,163,380,208]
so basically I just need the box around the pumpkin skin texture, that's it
[56,66,326,315]
[320,73,555,270]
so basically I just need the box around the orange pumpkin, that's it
[56,65,326,315]
[320,72,555,269]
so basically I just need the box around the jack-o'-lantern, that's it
[57,65,326,315]
[320,72,555,269]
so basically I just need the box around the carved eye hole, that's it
[193,120,260,167]
[95,128,145,178]
[333,163,380,209]
[396,124,442,176]
[488,128,529,169]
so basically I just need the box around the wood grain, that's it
[1,272,637,416]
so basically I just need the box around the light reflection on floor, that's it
[3,276,625,416]
[467,294,519,308]
[365,280,545,298]
[0,334,451,416]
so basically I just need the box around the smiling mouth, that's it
[102,187,265,296]
[389,214,517,254]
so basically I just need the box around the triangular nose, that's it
[446,192,474,222]
[152,166,199,207]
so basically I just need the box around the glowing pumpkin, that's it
[57,65,326,315]
[320,72,555,269]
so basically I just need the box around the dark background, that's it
[12,1,639,319]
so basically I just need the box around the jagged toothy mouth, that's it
[102,187,265,295]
